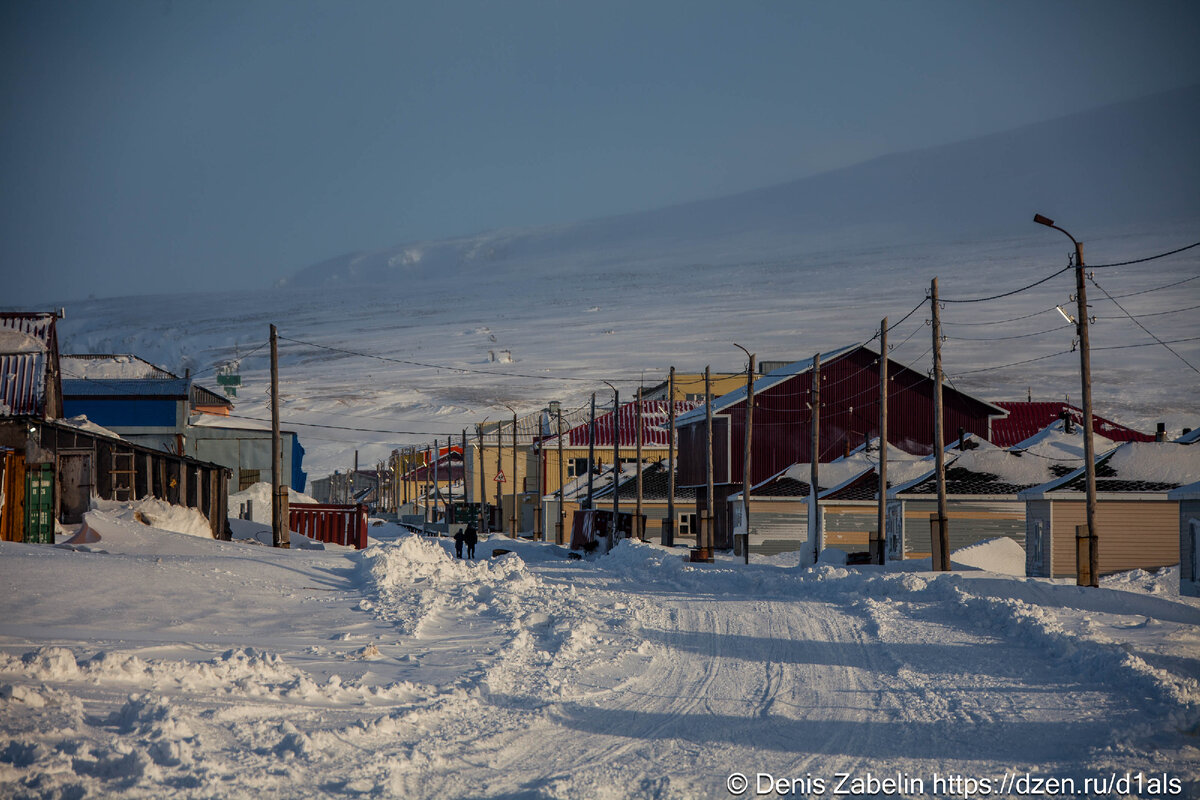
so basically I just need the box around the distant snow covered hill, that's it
[282,85,1200,290]
[52,87,1199,481]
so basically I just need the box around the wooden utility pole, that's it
[424,446,432,525]
[586,393,596,510]
[510,409,518,537]
[269,324,289,548]
[696,365,714,561]
[875,318,888,565]
[1073,239,1099,586]
[495,422,504,532]
[1035,214,1098,586]
[610,384,620,541]
[664,367,676,547]
[734,345,754,565]
[931,278,950,571]
[434,439,441,522]
[635,386,644,541]
[534,414,543,541]
[809,353,820,564]
[476,425,487,533]
[556,403,565,544]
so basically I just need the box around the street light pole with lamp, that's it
[1034,213,1099,587]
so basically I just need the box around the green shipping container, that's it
[24,463,54,544]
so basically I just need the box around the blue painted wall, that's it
[63,397,178,428]
[291,435,307,492]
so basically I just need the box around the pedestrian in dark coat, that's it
[464,522,478,559]
[453,528,465,559]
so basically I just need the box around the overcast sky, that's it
[2,0,1198,304]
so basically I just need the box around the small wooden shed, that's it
[1020,442,1200,579]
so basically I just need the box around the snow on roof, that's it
[1176,427,1200,444]
[1022,441,1200,498]
[1010,418,1117,461]
[59,414,124,440]
[0,328,47,354]
[61,354,177,380]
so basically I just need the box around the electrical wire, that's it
[1092,336,1200,352]
[1088,275,1199,374]
[1088,240,1200,268]
[939,266,1072,304]
[1096,302,1200,321]
[1104,272,1200,299]
[940,305,1060,327]
[945,323,1073,343]
[278,334,659,384]
[948,349,1073,377]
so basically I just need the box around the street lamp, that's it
[733,343,755,565]
[1034,213,1098,587]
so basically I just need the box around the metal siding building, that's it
[676,345,1004,489]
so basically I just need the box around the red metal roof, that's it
[556,400,701,448]
[990,402,1152,448]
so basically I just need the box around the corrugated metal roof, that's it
[547,400,701,448]
[61,377,191,397]
[990,401,1152,447]
[0,352,46,416]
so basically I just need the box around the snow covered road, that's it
[1,522,1198,798]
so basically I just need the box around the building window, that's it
[567,457,591,478]
[678,512,697,536]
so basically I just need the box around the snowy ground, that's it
[52,221,1200,481]
[2,506,1198,799]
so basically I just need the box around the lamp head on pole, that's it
[1033,213,1055,227]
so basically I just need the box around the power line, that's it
[1092,335,1200,352]
[1089,240,1200,268]
[940,266,1072,304]
[1106,273,1200,299]
[222,412,465,438]
[946,323,1073,343]
[948,349,1073,377]
[278,334,659,384]
[1096,302,1200,321]
[1089,275,1199,374]
[940,305,1060,327]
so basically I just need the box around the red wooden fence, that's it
[289,502,369,549]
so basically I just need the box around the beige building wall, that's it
[1048,499,1179,578]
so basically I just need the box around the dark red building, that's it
[674,344,1005,548]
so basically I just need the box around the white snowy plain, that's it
[1,506,1198,799]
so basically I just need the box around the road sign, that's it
[494,470,506,483]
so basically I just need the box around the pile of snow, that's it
[951,536,1026,575]
[61,508,218,555]
[229,482,320,524]
[90,497,213,538]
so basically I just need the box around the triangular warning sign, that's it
[494,470,506,482]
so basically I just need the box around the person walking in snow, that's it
[453,528,465,559]
[464,522,478,559]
